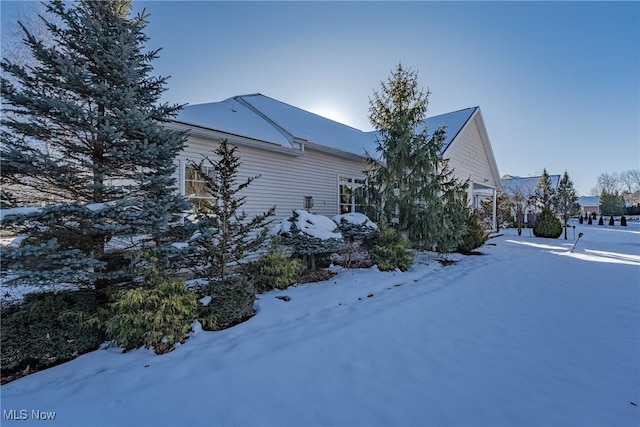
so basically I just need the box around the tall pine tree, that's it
[1,0,188,289]
[535,168,555,211]
[554,171,579,240]
[364,63,467,251]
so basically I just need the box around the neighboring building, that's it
[501,174,560,225]
[577,196,600,217]
[167,93,501,229]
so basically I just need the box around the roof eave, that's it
[166,120,303,157]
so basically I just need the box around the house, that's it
[166,94,502,229]
[501,174,560,225]
[577,196,600,217]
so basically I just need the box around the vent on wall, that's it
[303,196,314,210]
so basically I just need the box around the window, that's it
[303,196,314,210]
[339,176,365,214]
[185,165,216,198]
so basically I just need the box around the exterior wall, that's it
[442,114,499,231]
[176,135,367,222]
[443,115,498,191]
[579,204,600,216]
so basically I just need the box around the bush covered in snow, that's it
[532,208,562,239]
[272,210,343,271]
[1,290,103,383]
[105,270,197,354]
[331,213,378,268]
[370,221,414,272]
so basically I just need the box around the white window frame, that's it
[184,162,217,199]
[338,175,365,214]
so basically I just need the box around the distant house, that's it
[501,174,560,225]
[166,94,502,229]
[577,196,600,217]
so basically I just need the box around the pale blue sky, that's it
[2,1,639,195]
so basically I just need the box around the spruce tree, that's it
[364,63,467,251]
[1,1,188,289]
[535,168,555,211]
[186,139,275,281]
[533,207,562,238]
[554,171,579,239]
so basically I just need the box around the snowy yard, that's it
[1,221,639,427]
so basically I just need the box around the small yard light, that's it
[571,232,584,253]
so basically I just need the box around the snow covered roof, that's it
[175,94,478,159]
[174,97,292,147]
[501,174,561,195]
[425,107,477,155]
[238,94,379,156]
[578,196,600,206]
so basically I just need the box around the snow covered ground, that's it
[1,221,639,427]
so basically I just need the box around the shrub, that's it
[249,251,302,293]
[587,216,593,225]
[608,216,615,226]
[370,221,414,272]
[332,214,378,268]
[578,215,583,224]
[199,275,256,331]
[457,209,488,254]
[105,271,197,354]
[1,290,103,382]
[275,210,343,271]
[598,215,604,226]
[532,208,562,238]
[621,215,627,226]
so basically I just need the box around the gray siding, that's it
[177,136,367,221]
[443,115,499,194]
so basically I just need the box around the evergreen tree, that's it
[599,190,625,216]
[457,205,488,254]
[186,139,275,281]
[533,207,562,238]
[1,0,188,289]
[364,63,467,251]
[535,168,555,211]
[554,171,579,239]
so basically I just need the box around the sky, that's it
[1,1,639,196]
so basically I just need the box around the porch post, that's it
[492,187,497,231]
